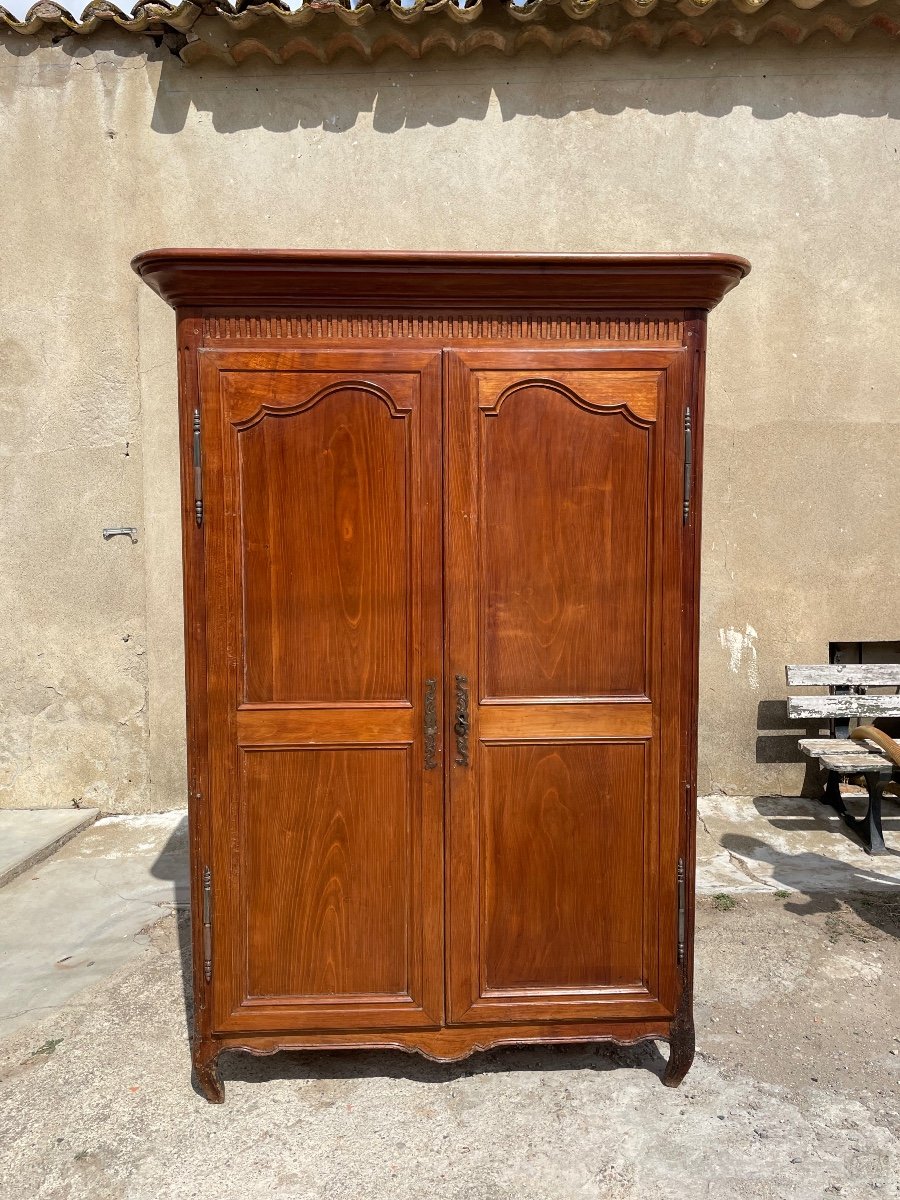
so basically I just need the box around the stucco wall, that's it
[1,34,898,811]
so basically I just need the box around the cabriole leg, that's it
[193,1039,225,1104]
[662,1007,695,1088]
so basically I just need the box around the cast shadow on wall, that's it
[146,36,900,134]
[4,29,899,133]
[755,699,825,797]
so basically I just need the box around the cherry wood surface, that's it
[200,349,444,1034]
[241,748,410,999]
[481,741,646,990]
[234,373,411,704]
[444,348,684,1027]
[133,249,749,312]
[475,361,658,699]
[136,250,748,1101]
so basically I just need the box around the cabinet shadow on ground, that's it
[162,905,670,1097]
[220,1037,669,1094]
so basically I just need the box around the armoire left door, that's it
[197,348,445,1034]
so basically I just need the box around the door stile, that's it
[416,350,447,1028]
[655,348,690,1016]
[642,365,664,1016]
[676,315,708,1008]
[178,312,214,1041]
[198,350,242,1030]
[443,348,480,1024]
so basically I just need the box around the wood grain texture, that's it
[788,695,900,718]
[236,380,410,703]
[199,1016,674,1068]
[175,311,214,1049]
[201,348,444,1034]
[819,750,895,771]
[799,738,863,755]
[478,373,653,699]
[236,708,414,745]
[787,663,900,686]
[478,369,659,421]
[445,347,686,1027]
[242,748,410,998]
[481,742,646,991]
[478,703,651,739]
[132,250,751,312]
[800,737,898,761]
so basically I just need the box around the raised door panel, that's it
[236,382,410,703]
[479,372,654,700]
[445,348,686,1025]
[241,748,410,999]
[200,349,443,1034]
[481,742,646,992]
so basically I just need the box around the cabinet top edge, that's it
[131,249,750,313]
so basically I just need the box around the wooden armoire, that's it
[133,250,748,1102]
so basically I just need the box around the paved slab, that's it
[0,812,188,1037]
[697,793,900,895]
[0,808,99,889]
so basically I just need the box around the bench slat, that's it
[786,664,900,686]
[820,752,894,772]
[788,695,900,719]
[799,738,871,756]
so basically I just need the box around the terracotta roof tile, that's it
[2,0,898,58]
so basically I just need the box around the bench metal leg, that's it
[840,769,891,856]
[821,768,847,815]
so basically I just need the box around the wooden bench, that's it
[786,664,900,855]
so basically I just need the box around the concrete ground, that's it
[0,809,98,889]
[697,793,900,894]
[0,812,187,1038]
[0,796,898,1199]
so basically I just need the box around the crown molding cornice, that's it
[132,249,751,312]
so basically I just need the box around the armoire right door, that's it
[444,347,688,1026]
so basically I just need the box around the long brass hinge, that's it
[202,865,212,983]
[682,406,693,524]
[677,857,686,965]
[193,408,203,527]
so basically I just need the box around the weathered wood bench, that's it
[786,664,900,855]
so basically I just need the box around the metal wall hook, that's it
[103,527,138,544]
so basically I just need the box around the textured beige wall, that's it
[1,35,898,811]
